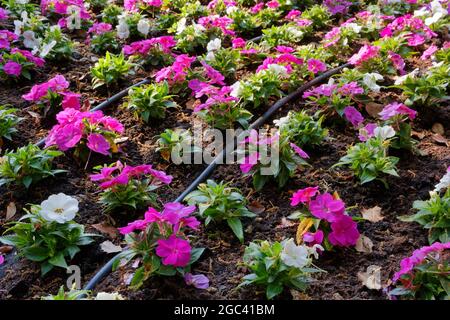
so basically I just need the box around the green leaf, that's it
[266,282,283,299]
[189,247,205,264]
[49,252,68,269]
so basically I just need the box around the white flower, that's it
[207,38,221,52]
[287,27,304,39]
[266,64,288,77]
[137,18,150,36]
[23,30,40,49]
[363,72,384,92]
[14,20,23,35]
[374,125,395,140]
[308,244,324,260]
[40,193,79,224]
[346,23,362,34]
[16,0,29,3]
[394,68,419,85]
[117,20,130,39]
[66,5,81,30]
[281,239,309,269]
[434,170,450,192]
[226,6,238,15]
[95,292,124,300]
[193,23,206,35]
[176,18,187,34]
[205,51,216,62]
[230,81,243,98]
[273,114,290,128]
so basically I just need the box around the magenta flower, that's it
[338,82,364,96]
[407,33,425,47]
[303,230,324,246]
[328,215,360,247]
[291,186,319,206]
[358,123,377,142]
[379,102,417,121]
[290,142,309,159]
[53,123,83,151]
[88,22,112,35]
[184,273,210,289]
[285,10,301,20]
[3,61,21,77]
[156,235,192,267]
[232,37,246,49]
[421,45,438,60]
[388,51,405,74]
[309,193,345,222]
[0,254,4,265]
[348,45,380,66]
[343,106,364,127]
[118,219,149,235]
[266,0,280,9]
[87,133,110,155]
[307,59,327,74]
[0,8,8,20]
[240,152,259,174]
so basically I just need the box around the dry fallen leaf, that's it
[6,202,16,220]
[361,206,384,223]
[248,201,265,214]
[365,103,383,118]
[431,123,445,135]
[431,133,449,146]
[355,235,374,253]
[100,241,122,254]
[296,218,313,245]
[358,265,382,290]
[276,217,296,229]
[92,222,118,239]
[411,130,426,140]
[290,289,312,300]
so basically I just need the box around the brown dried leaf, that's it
[358,265,382,290]
[92,222,118,239]
[431,123,444,135]
[0,245,13,254]
[365,103,383,118]
[355,235,374,253]
[361,206,384,223]
[6,202,16,220]
[411,130,426,140]
[276,217,296,229]
[431,134,449,146]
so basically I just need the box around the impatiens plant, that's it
[289,187,360,250]
[0,48,45,80]
[379,102,417,150]
[239,129,310,190]
[0,105,21,142]
[400,169,449,244]
[156,128,200,162]
[0,144,65,189]
[274,110,328,147]
[202,40,242,79]
[185,179,256,242]
[0,193,95,275]
[91,52,134,89]
[87,22,120,54]
[123,36,176,66]
[90,161,172,212]
[334,126,400,187]
[40,25,74,61]
[387,242,450,300]
[240,239,322,299]
[45,108,124,160]
[22,75,81,115]
[113,202,207,289]
[155,54,196,93]
[126,82,177,122]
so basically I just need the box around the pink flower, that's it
[407,33,425,47]
[290,142,309,159]
[156,235,192,267]
[343,106,364,127]
[266,0,280,9]
[358,123,377,142]
[388,51,405,74]
[240,152,259,174]
[118,219,149,234]
[88,22,112,35]
[379,102,417,121]
[0,254,4,265]
[148,168,173,184]
[328,215,360,247]
[61,92,81,110]
[421,45,438,60]
[3,61,21,76]
[309,193,345,222]
[348,45,380,66]
[307,59,327,74]
[184,273,209,289]
[53,123,83,151]
[303,230,324,246]
[250,2,264,14]
[324,0,352,15]
[0,8,8,20]
[291,186,319,206]
[100,116,124,134]
[87,133,110,155]
[201,61,225,85]
[285,10,301,20]
[275,46,294,53]
[338,82,364,96]
[232,37,246,49]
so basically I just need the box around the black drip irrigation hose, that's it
[34,78,151,148]
[81,62,351,292]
